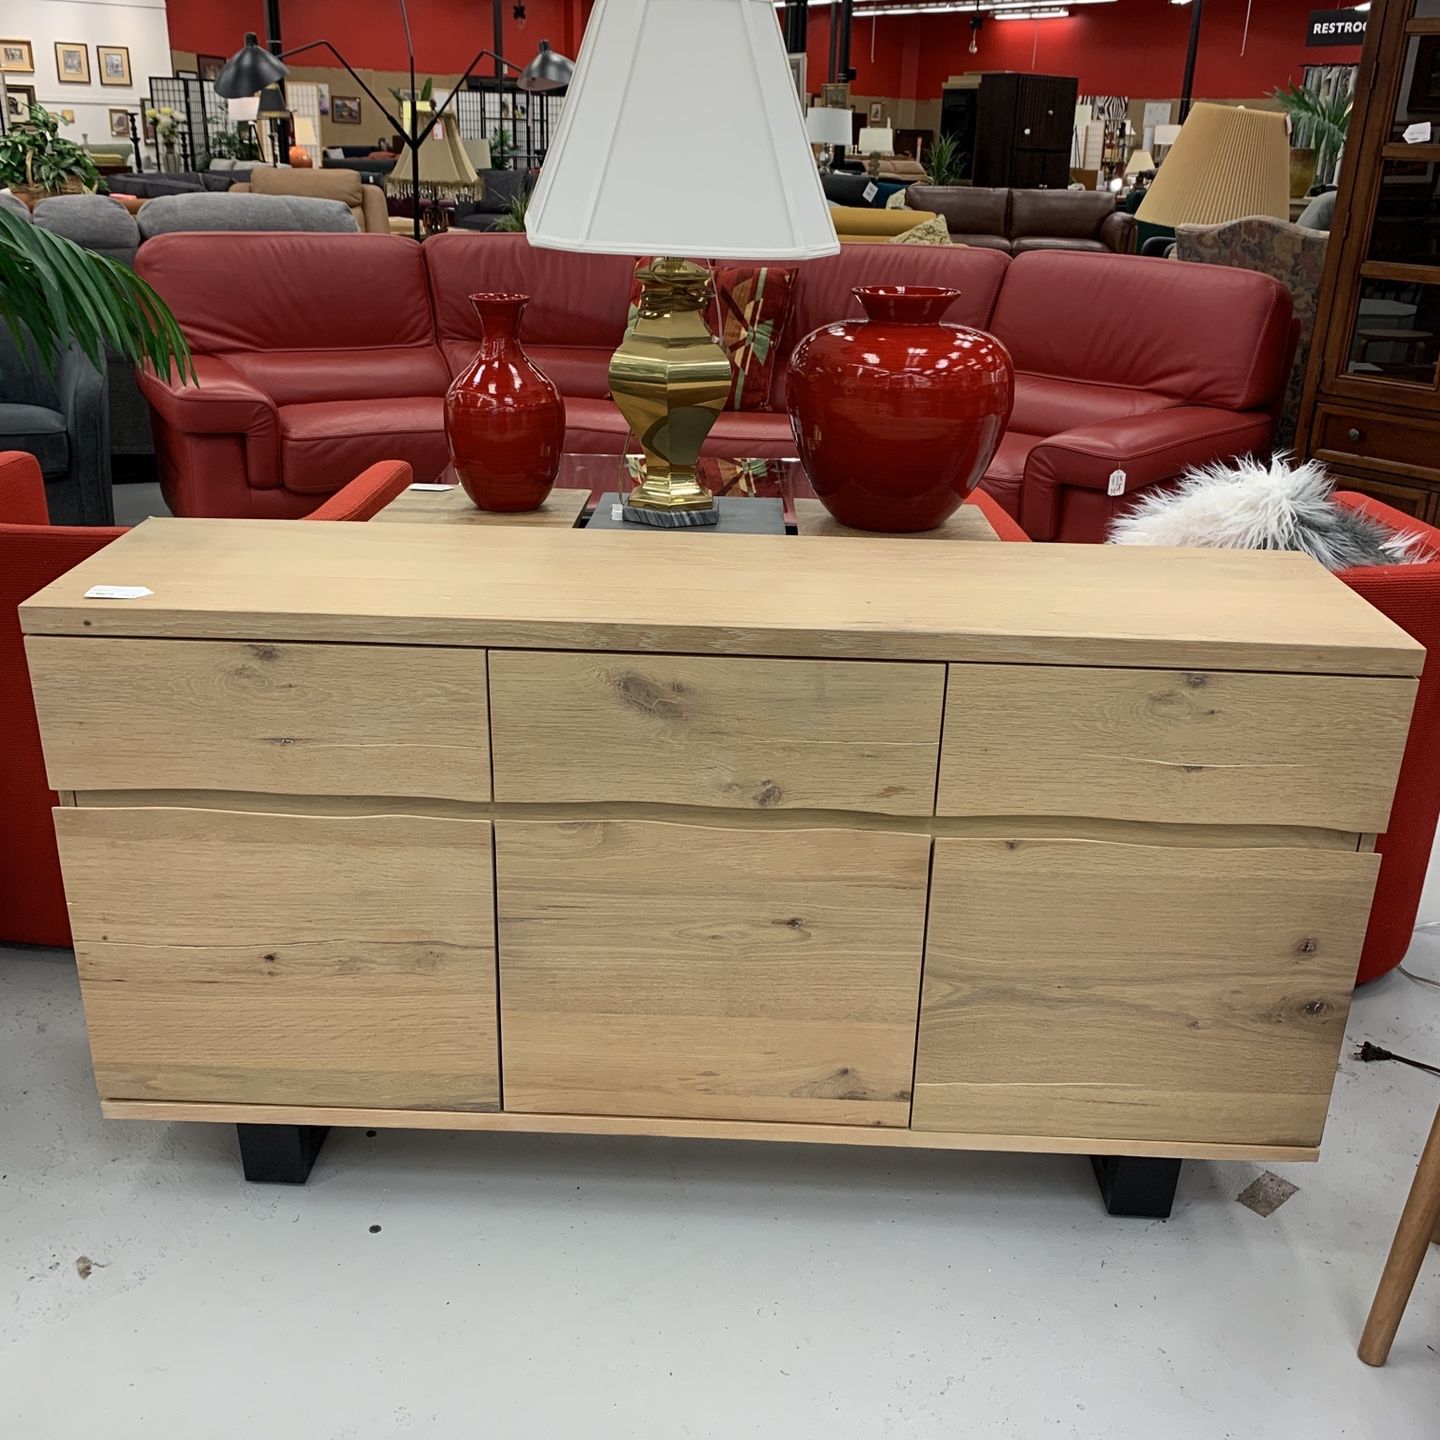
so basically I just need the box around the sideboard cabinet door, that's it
[55,807,500,1111]
[495,819,932,1125]
[912,837,1380,1147]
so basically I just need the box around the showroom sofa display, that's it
[231,167,392,234]
[135,232,1292,539]
[452,170,531,231]
[905,185,1137,254]
[0,450,417,949]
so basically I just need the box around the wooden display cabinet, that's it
[1298,0,1440,517]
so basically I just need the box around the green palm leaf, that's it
[0,204,194,382]
[1270,85,1352,175]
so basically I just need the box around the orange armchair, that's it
[1,454,414,947]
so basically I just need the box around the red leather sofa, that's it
[1,452,415,948]
[135,233,1292,541]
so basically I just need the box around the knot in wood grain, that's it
[610,669,686,721]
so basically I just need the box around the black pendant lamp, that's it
[215,32,290,100]
[517,40,574,94]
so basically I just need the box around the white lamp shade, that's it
[857,126,894,155]
[1124,148,1155,176]
[806,106,853,146]
[227,96,260,123]
[1154,124,1182,146]
[291,115,317,147]
[526,0,838,260]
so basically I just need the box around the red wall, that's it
[167,0,587,77]
[167,0,1359,99]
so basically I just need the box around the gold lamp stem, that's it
[608,256,732,511]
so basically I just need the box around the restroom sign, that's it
[1307,8,1368,46]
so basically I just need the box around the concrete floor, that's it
[1,938,1437,1438]
[6,479,1437,1433]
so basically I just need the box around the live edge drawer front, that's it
[937,663,1415,831]
[25,635,491,802]
[55,807,500,1110]
[912,838,1379,1147]
[489,651,946,814]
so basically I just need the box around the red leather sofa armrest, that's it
[1020,406,1274,542]
[137,355,283,491]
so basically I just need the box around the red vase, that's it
[787,286,1014,533]
[445,293,565,512]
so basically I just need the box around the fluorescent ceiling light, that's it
[993,6,1069,15]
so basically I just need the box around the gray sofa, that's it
[453,170,530,232]
[0,327,111,525]
[134,192,360,239]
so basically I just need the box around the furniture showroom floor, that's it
[3,481,1436,1436]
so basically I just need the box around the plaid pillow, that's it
[627,259,798,413]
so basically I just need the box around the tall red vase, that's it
[445,292,565,513]
[786,286,1014,533]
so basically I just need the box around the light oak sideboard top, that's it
[19,517,1423,676]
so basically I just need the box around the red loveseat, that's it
[136,233,1292,541]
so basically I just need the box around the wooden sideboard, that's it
[21,519,1423,1213]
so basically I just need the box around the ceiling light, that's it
[993,6,1069,15]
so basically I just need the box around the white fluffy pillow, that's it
[1108,455,1429,571]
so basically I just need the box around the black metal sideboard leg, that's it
[236,1124,330,1184]
[1091,1155,1182,1218]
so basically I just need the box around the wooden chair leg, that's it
[1359,1099,1440,1366]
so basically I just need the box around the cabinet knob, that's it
[1023,127,1031,136]
[1347,426,1362,443]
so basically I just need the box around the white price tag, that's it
[1403,121,1432,144]
[84,585,153,600]
[1107,468,1127,498]
[408,482,454,492]
[863,181,879,204]
[611,503,624,521]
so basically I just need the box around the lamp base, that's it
[608,256,732,514]
[623,503,721,528]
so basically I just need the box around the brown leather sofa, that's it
[905,186,1136,254]
[231,167,391,234]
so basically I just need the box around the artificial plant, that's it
[0,104,100,200]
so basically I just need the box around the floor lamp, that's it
[214,5,572,241]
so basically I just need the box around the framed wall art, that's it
[4,83,36,123]
[331,95,362,125]
[54,42,90,84]
[1,39,35,74]
[109,108,132,138]
[197,54,225,83]
[98,45,132,87]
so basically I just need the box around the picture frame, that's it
[1,39,35,74]
[821,82,850,111]
[1407,35,1440,115]
[4,83,35,123]
[109,108,132,139]
[869,101,884,125]
[786,53,806,107]
[197,54,225,84]
[331,95,362,125]
[98,46,132,86]
[54,42,90,85]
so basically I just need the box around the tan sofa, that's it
[830,205,940,244]
[231,168,390,234]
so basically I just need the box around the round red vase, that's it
[786,286,1014,533]
[445,293,565,513]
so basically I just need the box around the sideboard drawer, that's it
[913,837,1378,1146]
[56,806,499,1110]
[490,651,945,814]
[937,663,1415,830]
[1313,404,1440,480]
[27,636,491,801]
[496,819,931,1125]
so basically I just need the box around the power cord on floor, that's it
[1354,1041,1440,1079]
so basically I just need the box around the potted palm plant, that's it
[0,103,101,207]
[0,202,193,382]
[1271,84,1352,197]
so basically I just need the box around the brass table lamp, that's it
[523,0,839,523]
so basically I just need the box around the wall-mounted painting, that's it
[198,54,225,83]
[55,42,90,84]
[332,95,362,125]
[4,83,36,122]
[97,45,132,87]
[109,108,132,138]
[1,39,35,74]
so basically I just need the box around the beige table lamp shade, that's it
[525,0,838,259]
[1124,148,1156,176]
[857,126,895,155]
[1154,123,1183,147]
[1137,102,1289,226]
[387,102,481,199]
[806,106,853,147]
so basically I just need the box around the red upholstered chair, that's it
[1333,494,1440,984]
[0,455,414,947]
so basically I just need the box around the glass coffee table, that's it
[374,453,1002,542]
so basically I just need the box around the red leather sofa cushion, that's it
[989,251,1292,413]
